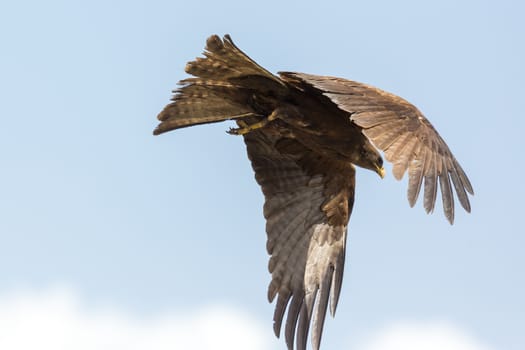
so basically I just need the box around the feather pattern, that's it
[281,72,474,223]
[244,129,355,350]
[154,35,286,135]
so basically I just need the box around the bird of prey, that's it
[154,34,473,350]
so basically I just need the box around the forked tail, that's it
[154,35,286,135]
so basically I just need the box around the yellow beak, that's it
[377,166,386,179]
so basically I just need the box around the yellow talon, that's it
[227,110,279,135]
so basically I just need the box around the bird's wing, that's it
[280,72,473,224]
[243,127,355,350]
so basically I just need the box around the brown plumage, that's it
[154,34,474,350]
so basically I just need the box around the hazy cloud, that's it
[0,286,493,350]
[357,321,492,350]
[0,286,270,350]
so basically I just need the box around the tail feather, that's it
[154,79,256,135]
[154,35,286,135]
[185,35,285,91]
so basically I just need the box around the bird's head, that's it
[354,143,385,179]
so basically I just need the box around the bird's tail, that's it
[154,35,286,135]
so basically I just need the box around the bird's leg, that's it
[227,109,279,135]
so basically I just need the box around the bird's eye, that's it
[377,157,383,167]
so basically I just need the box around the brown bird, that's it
[154,34,473,350]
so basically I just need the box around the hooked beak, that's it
[376,166,386,179]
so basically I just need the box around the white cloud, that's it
[0,286,270,350]
[357,321,492,350]
[0,286,494,350]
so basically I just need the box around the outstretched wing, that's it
[243,126,355,350]
[280,72,474,224]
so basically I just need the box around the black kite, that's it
[154,34,473,350]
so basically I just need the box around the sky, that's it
[0,1,523,349]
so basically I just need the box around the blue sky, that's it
[0,1,523,349]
